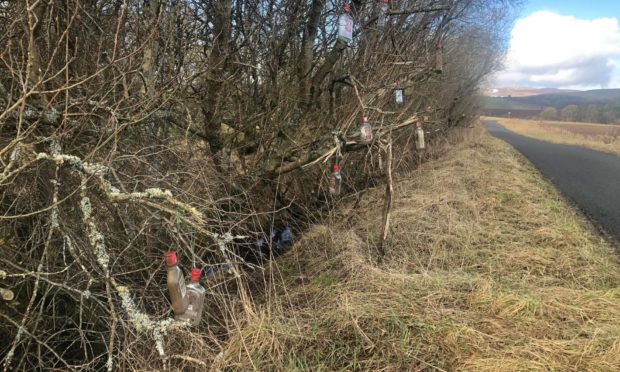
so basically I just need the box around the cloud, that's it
[493,11,620,89]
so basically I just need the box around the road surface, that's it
[484,120,620,241]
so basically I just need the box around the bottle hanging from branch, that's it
[359,116,373,145]
[338,4,354,44]
[165,251,189,316]
[177,268,206,326]
[378,0,389,28]
[329,164,342,195]
[394,80,404,104]
[435,41,444,73]
[416,121,426,150]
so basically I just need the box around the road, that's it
[484,120,620,241]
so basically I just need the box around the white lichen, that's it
[144,188,173,198]
[105,356,114,372]
[116,285,182,357]
[80,195,110,271]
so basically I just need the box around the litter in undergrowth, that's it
[165,251,189,317]
[176,268,206,326]
[378,0,389,28]
[338,4,354,44]
[329,163,342,195]
[247,226,296,263]
[359,116,374,145]
[416,121,426,149]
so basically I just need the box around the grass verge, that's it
[484,116,620,156]
[218,126,620,371]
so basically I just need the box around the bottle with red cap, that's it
[359,116,373,145]
[176,268,206,326]
[165,251,189,316]
[329,164,342,195]
[378,0,389,27]
[415,121,425,150]
[338,4,354,43]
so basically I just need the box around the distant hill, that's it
[484,87,579,97]
[513,89,620,108]
[481,88,620,120]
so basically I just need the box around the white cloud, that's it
[494,11,620,89]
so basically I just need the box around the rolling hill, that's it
[481,88,620,119]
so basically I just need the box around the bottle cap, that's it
[343,4,350,12]
[164,251,177,266]
[362,116,368,123]
[416,121,422,128]
[333,164,340,172]
[383,0,389,4]
[191,268,201,282]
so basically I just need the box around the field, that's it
[214,126,620,370]
[485,117,620,156]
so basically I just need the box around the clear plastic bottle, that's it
[177,268,206,326]
[338,4,354,43]
[416,121,425,149]
[378,0,389,27]
[329,164,342,195]
[359,116,373,145]
[165,251,189,316]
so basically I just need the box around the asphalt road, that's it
[484,120,620,241]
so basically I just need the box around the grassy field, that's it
[486,116,620,156]
[214,126,620,371]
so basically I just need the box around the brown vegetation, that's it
[0,0,522,370]
[220,127,620,370]
[487,117,620,156]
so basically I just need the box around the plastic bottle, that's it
[416,121,425,149]
[359,116,373,145]
[378,0,389,27]
[165,251,189,316]
[177,268,206,326]
[338,4,354,43]
[329,164,342,195]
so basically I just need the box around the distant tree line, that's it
[540,102,620,124]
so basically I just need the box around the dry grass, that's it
[217,125,620,371]
[485,116,620,156]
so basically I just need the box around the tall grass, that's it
[487,117,620,156]
[216,126,620,370]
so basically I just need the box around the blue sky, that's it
[522,0,620,20]
[493,1,620,89]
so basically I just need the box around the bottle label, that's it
[361,125,373,142]
[394,89,404,104]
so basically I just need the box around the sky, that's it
[493,0,620,90]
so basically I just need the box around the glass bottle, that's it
[165,251,188,316]
[416,121,426,149]
[359,116,373,145]
[177,268,206,326]
[338,4,354,44]
[329,164,342,195]
[378,0,389,27]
